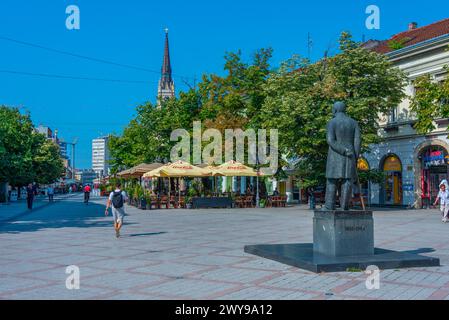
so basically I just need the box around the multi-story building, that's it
[363,18,449,208]
[58,141,69,161]
[157,28,175,107]
[92,136,110,178]
[75,169,97,185]
[35,125,72,180]
[36,125,53,139]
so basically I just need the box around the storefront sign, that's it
[383,156,402,172]
[423,151,445,168]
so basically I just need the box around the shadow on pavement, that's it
[128,232,167,237]
[403,248,436,255]
[0,198,136,234]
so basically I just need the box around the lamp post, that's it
[256,154,260,208]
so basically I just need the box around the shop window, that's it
[383,155,402,205]
[420,146,449,207]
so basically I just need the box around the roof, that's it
[367,18,449,54]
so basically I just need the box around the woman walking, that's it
[433,180,449,223]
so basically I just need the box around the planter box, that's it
[138,198,147,210]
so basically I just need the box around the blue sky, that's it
[0,0,447,169]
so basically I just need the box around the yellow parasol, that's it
[143,161,211,203]
[159,161,211,177]
[215,160,260,177]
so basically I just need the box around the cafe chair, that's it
[159,196,169,209]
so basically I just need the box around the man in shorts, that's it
[105,182,128,238]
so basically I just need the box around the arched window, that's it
[383,155,402,172]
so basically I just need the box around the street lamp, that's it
[64,138,78,180]
[256,154,260,208]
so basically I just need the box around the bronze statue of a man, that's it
[324,101,361,211]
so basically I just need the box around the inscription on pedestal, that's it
[313,210,374,257]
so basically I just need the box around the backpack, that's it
[112,191,124,208]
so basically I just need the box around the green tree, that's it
[260,32,407,187]
[32,134,65,184]
[0,106,35,186]
[109,49,273,172]
[199,48,273,129]
[109,90,202,172]
[0,106,65,192]
[410,70,449,134]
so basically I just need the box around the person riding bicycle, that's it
[83,184,92,205]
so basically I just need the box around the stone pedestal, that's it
[313,210,373,257]
[244,209,440,273]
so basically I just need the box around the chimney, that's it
[408,22,418,30]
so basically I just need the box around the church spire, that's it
[157,28,175,106]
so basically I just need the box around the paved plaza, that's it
[1,194,449,300]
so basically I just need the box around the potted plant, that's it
[145,191,152,210]
[186,187,196,209]
[133,185,140,207]
[99,184,107,197]
[137,186,146,210]
[259,198,266,208]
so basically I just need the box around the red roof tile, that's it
[369,18,449,54]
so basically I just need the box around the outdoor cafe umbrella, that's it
[159,161,211,202]
[215,160,260,177]
[143,161,211,202]
[117,163,163,179]
[159,161,212,178]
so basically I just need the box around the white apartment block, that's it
[92,136,110,178]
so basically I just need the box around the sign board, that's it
[424,150,446,168]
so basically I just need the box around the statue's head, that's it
[332,101,346,115]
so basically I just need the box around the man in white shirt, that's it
[433,181,449,223]
[47,186,54,202]
[105,182,129,238]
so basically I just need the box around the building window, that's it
[388,107,398,123]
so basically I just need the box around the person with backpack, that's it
[105,182,128,238]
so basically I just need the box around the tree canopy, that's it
[0,106,65,186]
[109,48,273,172]
[109,33,407,188]
[410,68,449,134]
[259,32,406,187]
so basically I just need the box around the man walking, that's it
[26,183,34,210]
[105,182,128,238]
[47,185,54,202]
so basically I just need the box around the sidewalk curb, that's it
[0,193,80,225]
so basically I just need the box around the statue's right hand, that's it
[345,149,354,157]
